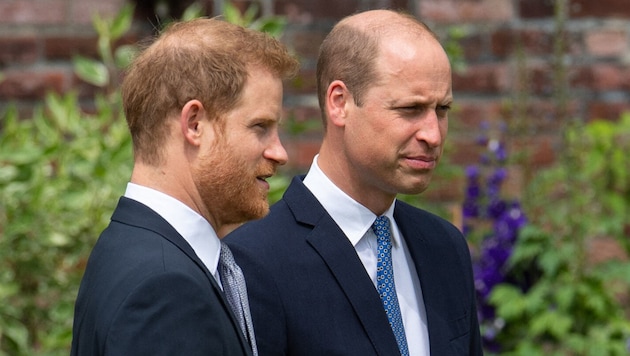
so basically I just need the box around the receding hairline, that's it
[336,9,438,43]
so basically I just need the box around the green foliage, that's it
[73,3,136,92]
[0,92,132,354]
[0,5,137,355]
[223,2,287,38]
[488,115,630,355]
[443,26,467,73]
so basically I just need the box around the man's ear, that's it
[326,80,351,128]
[180,99,206,146]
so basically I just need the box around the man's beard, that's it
[194,146,273,227]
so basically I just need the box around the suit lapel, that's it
[394,202,452,354]
[112,197,220,287]
[111,197,253,356]
[284,177,401,356]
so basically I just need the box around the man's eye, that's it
[437,105,451,113]
[251,122,271,133]
[399,105,421,112]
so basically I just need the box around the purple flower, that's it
[466,184,481,199]
[489,167,507,185]
[463,123,529,352]
[463,199,480,218]
[466,165,480,179]
[487,199,507,219]
[495,145,507,162]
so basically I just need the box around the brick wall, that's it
[2,0,630,205]
[0,0,128,115]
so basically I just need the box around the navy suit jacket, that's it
[225,176,483,355]
[71,197,252,356]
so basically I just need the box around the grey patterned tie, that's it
[219,242,258,356]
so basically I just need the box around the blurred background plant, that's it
[462,0,630,353]
[461,122,529,353]
[467,114,630,356]
[0,4,135,354]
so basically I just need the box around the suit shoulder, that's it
[395,200,461,234]
[225,199,295,243]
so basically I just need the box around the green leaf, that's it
[554,284,575,310]
[242,3,260,24]
[254,17,287,38]
[181,2,204,21]
[489,285,526,320]
[110,3,134,40]
[529,310,572,338]
[92,13,109,39]
[114,44,138,69]
[73,55,109,87]
[0,165,19,183]
[48,232,70,247]
[223,2,243,26]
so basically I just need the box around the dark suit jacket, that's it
[71,197,252,356]
[225,176,483,356]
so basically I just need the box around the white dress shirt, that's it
[303,156,430,356]
[124,183,223,287]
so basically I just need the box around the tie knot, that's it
[372,215,391,239]
[220,242,235,266]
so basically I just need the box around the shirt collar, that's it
[303,155,399,247]
[124,182,221,276]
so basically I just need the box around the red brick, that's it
[44,35,99,60]
[503,61,583,97]
[570,0,630,18]
[0,68,70,99]
[519,0,554,19]
[71,73,100,99]
[419,0,515,23]
[491,28,554,58]
[451,99,504,131]
[288,67,317,94]
[0,0,66,25]
[527,63,555,96]
[287,29,327,61]
[452,63,510,93]
[510,134,559,167]
[448,137,485,165]
[501,165,525,200]
[70,0,126,25]
[285,106,321,124]
[589,64,630,91]
[569,65,594,89]
[0,36,39,66]
[458,33,487,62]
[497,97,582,134]
[283,138,322,170]
[277,0,360,22]
[584,28,628,57]
[588,101,630,121]
[588,237,627,265]
[422,173,465,202]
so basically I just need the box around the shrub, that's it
[467,115,630,355]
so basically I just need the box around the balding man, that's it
[71,18,298,356]
[225,9,483,356]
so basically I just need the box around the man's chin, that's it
[228,203,269,224]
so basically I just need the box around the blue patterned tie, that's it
[372,216,410,356]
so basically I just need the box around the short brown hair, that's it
[122,18,299,165]
[316,10,437,128]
